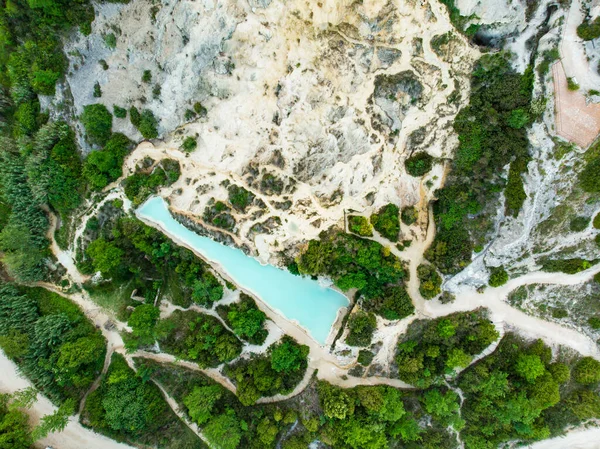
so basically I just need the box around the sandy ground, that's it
[552,62,600,148]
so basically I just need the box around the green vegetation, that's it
[577,17,600,41]
[572,357,600,384]
[129,106,159,139]
[134,358,304,449]
[0,284,105,405]
[123,159,180,205]
[405,152,434,177]
[417,264,442,299]
[401,206,418,225]
[438,0,479,36]
[217,293,268,345]
[579,143,600,193]
[228,184,254,212]
[539,257,597,274]
[348,215,373,237]
[142,69,152,83]
[459,335,600,447]
[427,53,533,274]
[370,203,400,241]
[113,105,127,118]
[538,48,560,77]
[225,336,308,405]
[83,354,203,448]
[181,136,197,152]
[396,310,499,387]
[157,310,242,368]
[567,77,580,91]
[488,265,509,287]
[203,200,236,231]
[80,214,223,315]
[83,133,133,190]
[81,104,113,146]
[297,231,408,316]
[570,216,590,232]
[593,213,600,229]
[346,311,377,346]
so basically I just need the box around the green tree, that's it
[270,336,309,373]
[318,382,355,420]
[203,412,241,449]
[488,266,508,287]
[86,238,123,277]
[183,385,223,426]
[128,304,160,342]
[515,354,546,383]
[346,311,376,347]
[573,357,600,384]
[81,104,112,146]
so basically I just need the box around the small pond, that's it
[137,196,349,344]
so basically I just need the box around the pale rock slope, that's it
[68,0,477,259]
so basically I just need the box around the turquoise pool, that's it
[137,196,349,344]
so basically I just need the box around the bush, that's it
[81,104,112,146]
[93,82,102,97]
[348,215,373,236]
[104,33,117,49]
[417,264,442,299]
[580,156,600,193]
[577,17,600,41]
[363,285,414,320]
[567,77,580,91]
[540,258,596,274]
[346,311,376,347]
[588,316,600,329]
[137,109,159,139]
[370,204,400,241]
[488,266,508,287]
[396,309,499,387]
[401,206,418,225]
[142,70,151,83]
[573,357,600,384]
[227,185,254,212]
[570,216,590,232]
[181,136,197,152]
[593,213,600,229]
[113,105,127,118]
[405,152,434,177]
[218,294,267,345]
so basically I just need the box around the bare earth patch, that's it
[552,62,600,148]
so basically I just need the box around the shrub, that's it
[580,156,600,192]
[363,285,414,320]
[488,266,508,287]
[113,105,127,118]
[348,215,373,236]
[540,258,596,274]
[81,104,112,146]
[588,316,600,329]
[346,311,376,347]
[567,77,580,91]
[104,33,117,49]
[194,102,207,116]
[573,357,600,384]
[370,204,400,241]
[401,206,418,225]
[593,213,600,229]
[129,106,141,127]
[181,136,197,152]
[405,152,434,177]
[93,82,102,98]
[417,264,442,299]
[228,185,253,212]
[570,216,590,232]
[137,110,159,139]
[577,17,600,41]
[142,70,151,83]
